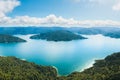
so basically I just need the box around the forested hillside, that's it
[0,52,120,80]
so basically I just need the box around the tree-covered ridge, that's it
[30,30,87,41]
[58,52,120,80]
[0,52,119,80]
[0,56,57,80]
[0,34,26,43]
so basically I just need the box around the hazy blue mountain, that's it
[0,27,65,35]
[30,30,87,41]
[67,27,120,35]
[1,27,120,39]
[0,27,120,35]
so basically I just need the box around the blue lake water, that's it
[0,34,120,75]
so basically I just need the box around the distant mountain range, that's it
[0,27,120,38]
[0,27,65,35]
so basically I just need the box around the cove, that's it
[0,34,120,75]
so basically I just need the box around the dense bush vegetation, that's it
[0,56,57,80]
[58,52,120,80]
[30,30,87,41]
[0,34,26,43]
[0,52,119,80]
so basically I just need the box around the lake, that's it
[0,34,120,75]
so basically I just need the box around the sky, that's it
[0,0,120,27]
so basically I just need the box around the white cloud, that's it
[72,0,110,4]
[89,0,120,11]
[0,0,20,17]
[70,0,80,3]
[112,2,120,11]
[72,0,120,11]
[0,0,120,27]
[89,0,104,3]
[1,14,120,27]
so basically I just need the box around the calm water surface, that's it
[0,34,120,75]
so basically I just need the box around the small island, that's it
[104,32,120,38]
[30,30,87,41]
[0,34,26,43]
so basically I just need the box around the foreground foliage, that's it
[0,56,57,80]
[0,52,120,80]
[58,52,120,80]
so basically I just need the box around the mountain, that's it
[1,27,120,39]
[67,27,120,35]
[0,27,65,35]
[0,52,119,80]
[0,34,26,43]
[30,30,87,41]
[57,52,120,80]
[0,56,57,80]
[0,27,120,35]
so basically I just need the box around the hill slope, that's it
[58,52,120,80]
[0,52,119,80]
[0,56,57,80]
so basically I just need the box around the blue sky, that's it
[9,0,120,20]
[0,0,120,27]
